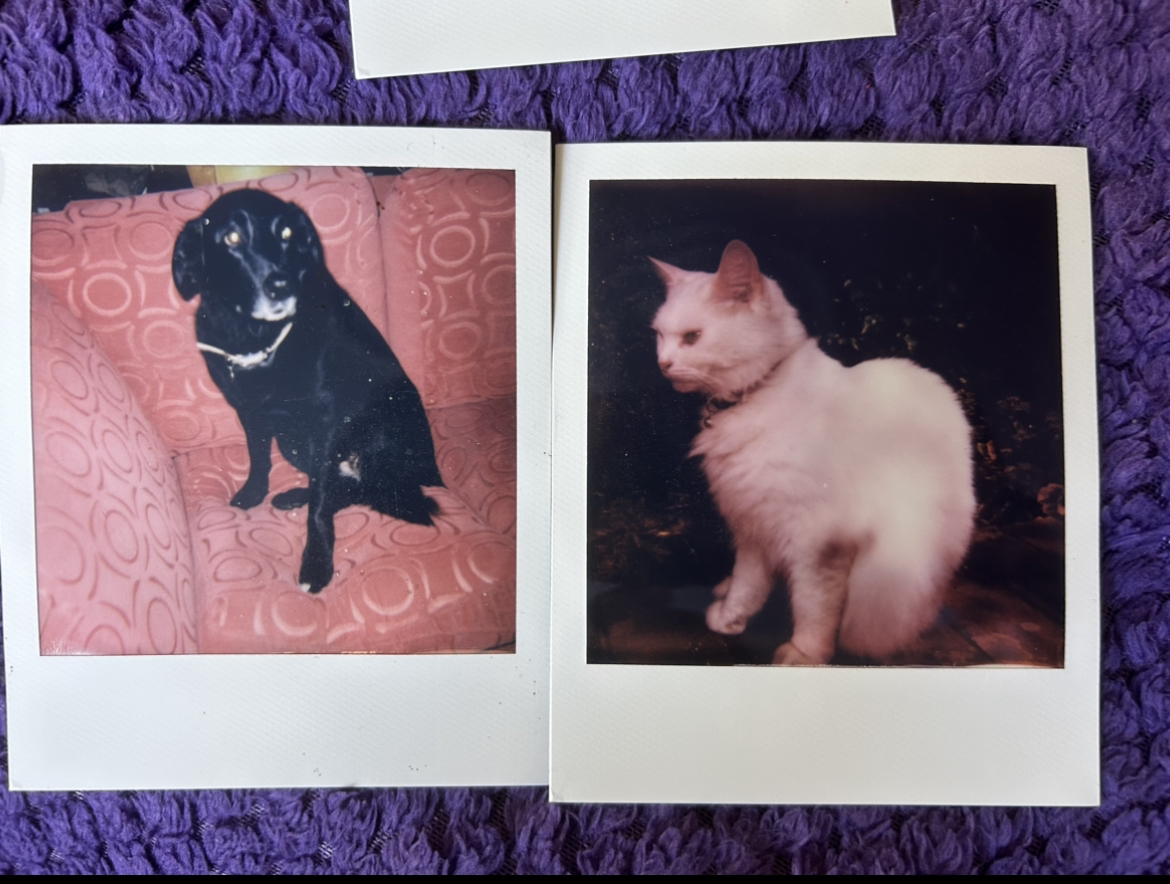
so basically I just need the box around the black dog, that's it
[172,188,443,593]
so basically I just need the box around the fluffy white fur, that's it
[651,240,975,664]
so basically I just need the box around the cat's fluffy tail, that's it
[837,497,974,660]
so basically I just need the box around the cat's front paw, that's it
[772,641,828,666]
[706,598,749,635]
[712,577,732,599]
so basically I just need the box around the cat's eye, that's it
[224,230,242,247]
[682,330,701,346]
[280,226,293,241]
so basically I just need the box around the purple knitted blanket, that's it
[1,0,1167,873]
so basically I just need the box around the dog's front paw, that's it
[772,641,828,666]
[298,549,335,594]
[272,488,309,510]
[706,597,749,635]
[230,480,268,509]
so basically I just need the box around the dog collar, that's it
[198,322,293,376]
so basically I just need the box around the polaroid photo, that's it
[349,0,895,79]
[0,124,551,790]
[550,141,1099,805]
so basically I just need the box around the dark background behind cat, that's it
[587,178,1064,665]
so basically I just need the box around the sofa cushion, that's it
[429,396,518,538]
[373,169,517,409]
[175,445,515,654]
[31,283,199,655]
[30,166,389,455]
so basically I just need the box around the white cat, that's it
[651,240,976,665]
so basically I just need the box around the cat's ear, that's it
[714,240,761,304]
[649,257,685,289]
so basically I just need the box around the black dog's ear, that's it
[172,217,206,300]
[287,207,324,266]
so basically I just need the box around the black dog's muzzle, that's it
[253,271,298,322]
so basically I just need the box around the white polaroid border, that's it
[550,141,1099,805]
[350,0,895,79]
[0,125,551,790]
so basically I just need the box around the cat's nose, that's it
[659,359,672,372]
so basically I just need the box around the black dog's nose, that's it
[264,272,290,298]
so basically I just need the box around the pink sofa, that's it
[30,166,517,655]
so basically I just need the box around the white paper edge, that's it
[0,124,552,791]
[549,140,1100,806]
[350,0,896,79]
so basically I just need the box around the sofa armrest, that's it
[372,169,517,410]
[32,283,199,654]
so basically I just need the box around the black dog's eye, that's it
[224,230,243,247]
[280,226,293,241]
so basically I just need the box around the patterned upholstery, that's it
[29,167,517,655]
[429,398,518,538]
[373,170,517,408]
[31,283,198,655]
[176,445,514,654]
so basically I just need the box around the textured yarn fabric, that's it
[2,0,1169,873]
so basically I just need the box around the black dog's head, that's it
[172,189,325,323]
